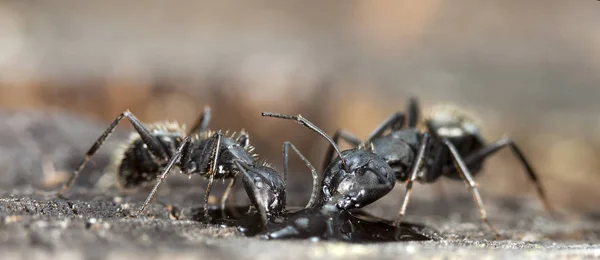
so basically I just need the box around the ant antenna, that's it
[262,112,348,169]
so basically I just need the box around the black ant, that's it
[319,97,553,237]
[54,106,318,224]
[256,112,435,240]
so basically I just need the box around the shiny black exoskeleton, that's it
[232,141,320,227]
[261,112,396,215]
[321,97,554,237]
[317,149,396,210]
[55,106,298,221]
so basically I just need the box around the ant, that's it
[54,106,318,224]
[319,97,553,237]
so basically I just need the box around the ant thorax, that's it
[424,105,481,140]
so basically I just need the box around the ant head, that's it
[262,112,349,171]
[424,105,481,139]
[322,149,395,210]
[235,160,286,216]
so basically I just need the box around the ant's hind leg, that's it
[283,141,319,208]
[56,111,170,198]
[461,137,554,213]
[322,129,362,172]
[443,139,501,238]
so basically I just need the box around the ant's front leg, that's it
[195,131,223,221]
[283,141,319,208]
[396,133,430,226]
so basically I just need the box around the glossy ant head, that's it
[320,148,395,210]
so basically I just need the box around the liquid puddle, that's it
[181,206,431,243]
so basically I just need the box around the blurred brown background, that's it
[0,1,599,213]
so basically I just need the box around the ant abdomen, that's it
[117,138,162,189]
[113,124,186,189]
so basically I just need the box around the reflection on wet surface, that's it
[184,206,431,243]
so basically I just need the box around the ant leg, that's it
[407,97,420,128]
[365,112,407,143]
[56,110,169,197]
[195,131,222,174]
[220,176,237,216]
[322,129,361,174]
[135,136,192,216]
[187,105,212,136]
[460,137,554,213]
[443,139,501,238]
[203,175,216,221]
[234,160,269,230]
[395,133,430,226]
[283,141,319,208]
[202,131,222,221]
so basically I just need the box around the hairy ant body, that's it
[321,97,553,236]
[55,107,319,224]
